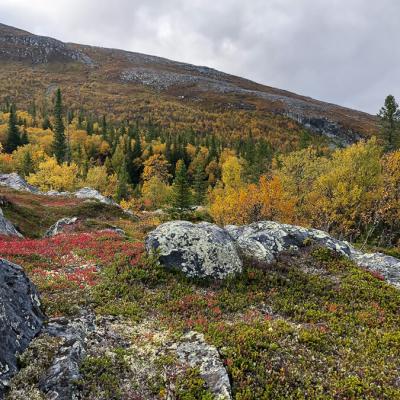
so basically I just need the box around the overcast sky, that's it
[0,0,398,114]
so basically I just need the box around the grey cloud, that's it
[0,0,399,113]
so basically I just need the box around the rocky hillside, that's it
[0,23,378,145]
[0,175,400,399]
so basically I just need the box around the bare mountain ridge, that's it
[0,23,377,143]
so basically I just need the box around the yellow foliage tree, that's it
[306,139,383,238]
[221,155,244,189]
[142,154,171,183]
[210,175,294,225]
[141,176,171,209]
[85,165,117,198]
[27,158,80,192]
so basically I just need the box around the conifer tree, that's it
[42,115,52,130]
[21,151,34,177]
[116,161,129,201]
[171,159,192,213]
[193,164,207,205]
[20,128,29,145]
[52,88,67,163]
[378,95,400,150]
[5,104,21,153]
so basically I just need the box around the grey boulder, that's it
[351,250,400,288]
[225,221,353,263]
[0,209,23,238]
[0,258,45,397]
[44,217,78,237]
[0,173,38,193]
[145,221,242,279]
[74,187,116,206]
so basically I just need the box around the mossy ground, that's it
[1,190,400,399]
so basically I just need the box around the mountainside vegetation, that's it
[0,89,399,247]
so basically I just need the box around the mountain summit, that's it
[0,23,377,143]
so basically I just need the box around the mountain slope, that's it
[0,23,377,144]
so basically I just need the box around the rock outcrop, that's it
[0,173,38,193]
[39,311,96,399]
[44,217,78,238]
[0,209,23,238]
[74,187,117,206]
[145,221,242,279]
[146,221,400,287]
[171,331,232,399]
[0,258,44,397]
[351,251,400,288]
[225,221,353,263]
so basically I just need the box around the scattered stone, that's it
[0,173,38,193]
[44,217,78,238]
[0,209,23,238]
[145,221,242,279]
[74,187,116,206]
[45,190,70,197]
[100,226,126,236]
[171,331,232,400]
[351,250,400,288]
[0,258,44,397]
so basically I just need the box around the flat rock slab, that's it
[0,258,44,397]
[145,221,242,279]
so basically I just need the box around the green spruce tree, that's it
[21,151,34,177]
[52,88,67,163]
[5,104,21,153]
[116,161,129,201]
[171,159,192,214]
[378,95,400,151]
[193,164,207,205]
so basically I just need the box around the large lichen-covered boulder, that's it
[0,173,39,193]
[225,221,353,263]
[145,221,242,279]
[0,258,44,397]
[0,209,23,238]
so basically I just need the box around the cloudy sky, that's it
[0,0,398,114]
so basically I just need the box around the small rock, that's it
[172,331,232,400]
[74,187,116,206]
[0,208,23,237]
[146,221,242,279]
[44,217,78,237]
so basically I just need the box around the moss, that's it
[6,335,61,400]
[174,368,214,400]
[78,350,130,400]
